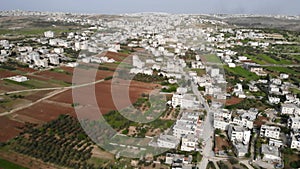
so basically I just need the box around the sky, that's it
[0,0,299,15]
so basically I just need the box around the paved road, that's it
[182,71,214,169]
[0,79,105,117]
[0,79,105,96]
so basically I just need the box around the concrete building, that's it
[180,134,198,152]
[157,135,180,149]
[260,125,281,140]
[281,103,300,115]
[44,31,54,38]
[228,124,251,144]
[6,75,29,82]
[289,115,300,130]
[233,141,249,157]
[261,144,281,163]
[290,133,300,150]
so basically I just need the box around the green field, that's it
[0,158,28,169]
[201,54,222,63]
[246,54,293,65]
[266,66,298,75]
[224,66,260,81]
[191,68,206,76]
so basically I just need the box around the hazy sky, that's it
[0,0,299,15]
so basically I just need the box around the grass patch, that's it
[0,158,28,169]
[191,68,206,76]
[246,54,293,65]
[266,66,298,75]
[201,54,221,63]
[224,66,260,81]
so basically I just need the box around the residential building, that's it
[44,31,54,38]
[157,134,180,149]
[232,109,257,129]
[269,139,283,148]
[233,141,249,157]
[281,103,300,115]
[180,134,198,152]
[261,144,281,163]
[213,109,232,130]
[260,125,281,140]
[290,133,300,150]
[228,124,251,144]
[6,75,29,82]
[289,115,300,130]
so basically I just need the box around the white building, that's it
[228,124,251,144]
[6,75,29,82]
[214,109,232,130]
[44,31,54,38]
[261,144,281,163]
[281,103,300,115]
[269,96,281,104]
[232,109,257,129]
[290,133,300,150]
[173,112,200,138]
[260,125,281,140]
[157,135,180,149]
[269,138,283,148]
[233,142,249,157]
[289,115,300,130]
[180,134,198,152]
[53,48,64,54]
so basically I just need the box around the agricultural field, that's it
[224,66,260,81]
[0,158,28,169]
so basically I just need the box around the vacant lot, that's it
[226,97,244,106]
[14,100,76,123]
[214,135,230,152]
[50,79,159,115]
[0,116,23,142]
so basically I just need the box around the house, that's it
[53,48,64,54]
[280,73,289,79]
[165,153,192,166]
[268,96,281,104]
[269,139,283,148]
[248,83,259,92]
[180,134,198,152]
[233,141,249,157]
[290,133,300,150]
[157,134,180,149]
[281,103,300,115]
[173,112,200,138]
[213,109,232,130]
[289,115,300,130]
[132,55,145,68]
[173,119,197,138]
[233,83,246,98]
[44,31,54,38]
[260,125,281,140]
[171,87,200,109]
[228,124,251,144]
[6,75,29,82]
[47,54,60,65]
[232,109,257,129]
[261,144,281,163]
